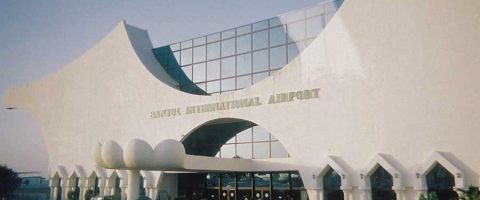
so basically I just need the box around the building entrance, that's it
[178,171,307,200]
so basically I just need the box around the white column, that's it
[127,170,141,200]
[99,178,106,196]
[359,188,370,200]
[150,188,158,200]
[121,185,128,200]
[394,189,404,200]
[76,178,85,200]
[342,189,351,200]
[415,188,427,200]
[51,186,58,200]
[306,189,321,200]
[61,179,69,200]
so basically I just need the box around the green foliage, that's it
[174,196,189,200]
[84,189,94,200]
[419,192,439,200]
[67,189,80,200]
[0,165,22,199]
[456,186,480,200]
[137,195,152,200]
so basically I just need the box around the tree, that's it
[419,192,439,200]
[456,186,480,200]
[0,165,22,200]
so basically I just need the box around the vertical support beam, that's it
[128,170,141,200]
[394,189,404,200]
[342,189,351,200]
[150,188,158,200]
[359,188,370,200]
[61,178,69,200]
[306,189,321,200]
[51,187,58,200]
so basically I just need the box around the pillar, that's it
[342,189,351,200]
[415,187,428,199]
[394,189,404,200]
[61,178,69,200]
[127,170,141,200]
[359,188,370,200]
[306,189,321,200]
[78,178,86,200]
[51,187,58,200]
[150,188,158,200]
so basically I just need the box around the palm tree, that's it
[0,165,22,200]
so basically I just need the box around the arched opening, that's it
[67,173,80,200]
[177,118,305,200]
[323,167,342,200]
[370,166,396,200]
[426,164,458,200]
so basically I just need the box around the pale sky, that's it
[0,0,324,177]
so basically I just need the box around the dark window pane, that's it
[237,53,252,75]
[426,164,458,200]
[193,45,206,63]
[207,33,221,43]
[237,173,252,188]
[222,29,236,39]
[207,42,221,60]
[270,26,287,47]
[252,20,269,32]
[270,45,287,70]
[207,60,220,81]
[181,40,193,49]
[237,75,252,89]
[222,38,236,57]
[291,172,305,189]
[237,34,251,54]
[253,30,268,50]
[221,57,236,78]
[207,173,220,188]
[222,173,236,187]
[323,168,343,200]
[272,172,289,189]
[371,166,396,200]
[181,48,192,65]
[254,173,270,188]
[193,63,206,83]
[287,20,306,43]
[221,78,236,91]
[207,80,220,93]
[306,15,324,39]
[252,72,269,84]
[253,50,269,72]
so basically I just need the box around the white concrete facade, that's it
[4,0,480,199]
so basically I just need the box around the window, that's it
[426,164,458,200]
[253,30,268,50]
[253,50,269,72]
[323,168,343,200]
[370,166,396,200]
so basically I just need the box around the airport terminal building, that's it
[4,0,480,200]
